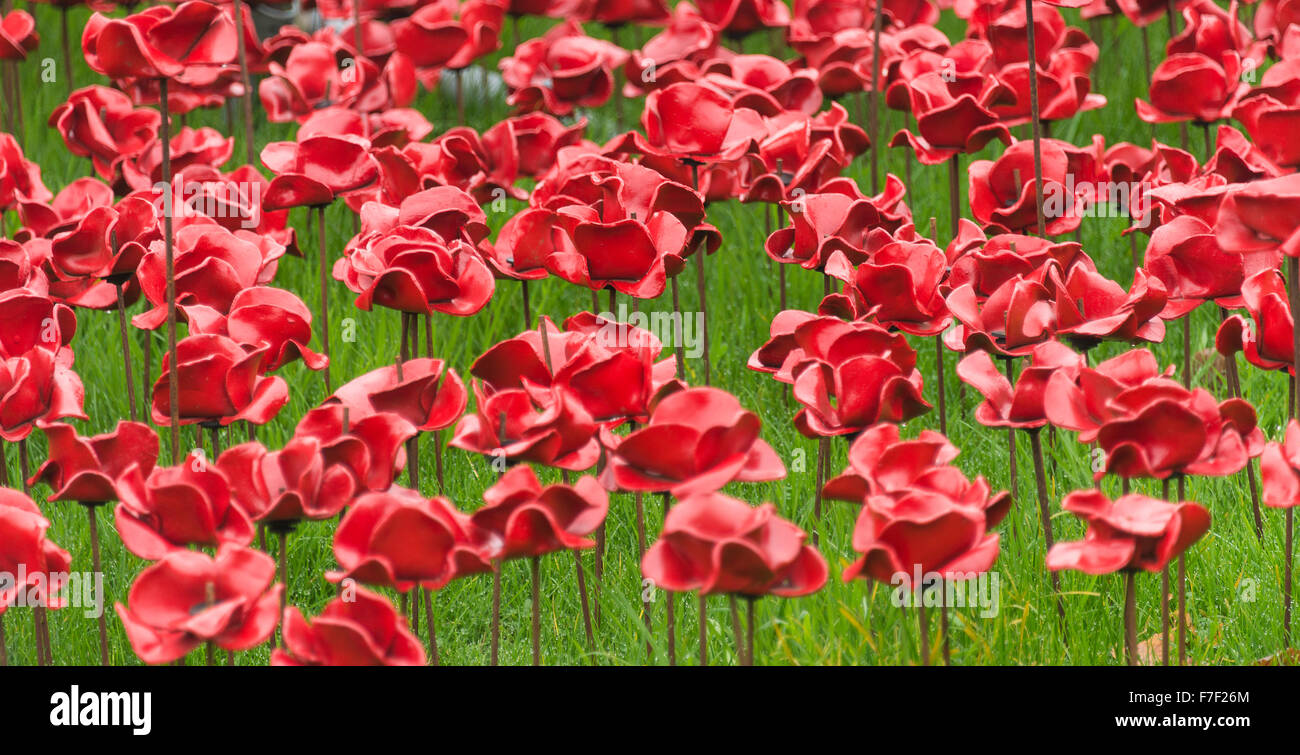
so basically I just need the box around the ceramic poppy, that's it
[1046,490,1210,574]
[115,545,282,664]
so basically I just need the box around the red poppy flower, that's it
[472,466,608,560]
[1102,140,1157,185]
[823,231,950,336]
[50,86,160,181]
[822,422,961,504]
[561,311,685,422]
[472,313,680,425]
[1217,268,1294,374]
[150,334,289,427]
[0,239,50,296]
[765,186,911,272]
[741,115,872,204]
[261,134,380,210]
[1136,52,1249,125]
[318,104,420,152]
[1253,0,1300,52]
[0,235,49,290]
[1204,123,1286,191]
[299,106,433,153]
[259,22,313,65]
[814,101,873,158]
[0,10,37,60]
[500,20,628,116]
[395,132,506,206]
[958,340,1084,429]
[843,498,1002,586]
[0,489,72,615]
[789,0,874,46]
[886,38,992,111]
[357,185,490,248]
[749,312,911,382]
[273,586,426,666]
[46,205,148,303]
[389,2,471,71]
[1108,0,1179,25]
[842,428,1008,584]
[531,150,706,229]
[1214,173,1300,258]
[216,437,356,526]
[114,454,256,560]
[546,212,677,299]
[1143,215,1245,318]
[1046,490,1210,574]
[484,112,587,179]
[1048,265,1168,349]
[966,1,1075,66]
[969,6,1093,70]
[403,126,529,204]
[82,2,237,81]
[29,421,158,504]
[789,26,883,99]
[394,0,504,72]
[987,38,1106,126]
[329,357,467,432]
[968,139,1081,235]
[630,81,763,164]
[1043,347,1168,441]
[52,275,130,319]
[574,0,671,24]
[334,224,495,316]
[1071,375,1263,480]
[1232,91,1300,172]
[1142,166,1229,234]
[444,0,507,71]
[0,134,51,212]
[1260,420,1300,510]
[889,71,1013,165]
[116,545,281,664]
[0,289,77,359]
[469,326,584,400]
[163,165,301,255]
[118,67,245,116]
[451,379,601,471]
[622,2,719,96]
[191,286,329,373]
[886,0,944,26]
[121,126,234,194]
[258,39,379,123]
[1168,0,1261,62]
[785,0,878,52]
[18,177,116,243]
[945,229,1092,299]
[294,405,417,493]
[944,270,1056,358]
[328,486,493,591]
[485,208,559,281]
[0,345,87,442]
[698,55,823,115]
[18,178,115,241]
[642,493,826,597]
[697,0,791,37]
[132,222,276,331]
[824,104,888,162]
[601,386,785,496]
[316,0,421,23]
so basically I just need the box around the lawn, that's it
[0,3,1287,666]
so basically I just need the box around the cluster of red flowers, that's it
[1,0,1298,669]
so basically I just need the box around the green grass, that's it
[0,5,1290,666]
